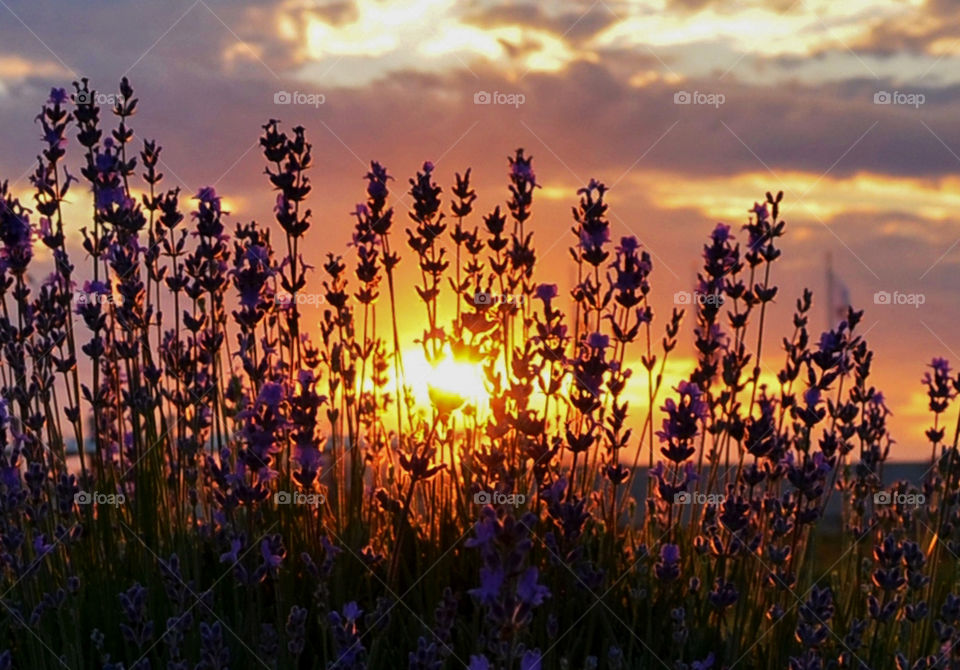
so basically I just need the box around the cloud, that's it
[844,0,960,57]
[1,0,960,457]
[462,1,619,44]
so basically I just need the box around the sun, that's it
[400,346,489,414]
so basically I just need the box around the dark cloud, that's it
[463,1,619,43]
[835,0,960,57]
[661,0,803,13]
[0,0,299,87]
[3,15,960,204]
[308,0,359,26]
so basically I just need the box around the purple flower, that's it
[521,650,542,670]
[655,544,681,582]
[469,656,491,670]
[293,443,322,473]
[469,567,504,605]
[751,202,769,221]
[587,332,610,350]
[195,186,218,204]
[95,186,126,210]
[692,652,715,670]
[261,537,284,570]
[511,160,536,186]
[465,513,498,549]
[286,606,307,656]
[536,283,558,301]
[33,534,54,556]
[118,583,153,649]
[257,382,285,409]
[329,601,366,667]
[517,567,550,606]
[84,279,110,296]
[245,244,270,267]
[341,601,361,622]
[365,161,391,201]
[0,198,33,258]
[198,621,229,669]
[580,227,610,248]
[611,236,652,297]
[657,381,706,462]
[0,465,15,492]
[711,223,731,243]
[219,538,242,565]
[48,87,68,105]
[931,357,951,376]
[661,543,680,564]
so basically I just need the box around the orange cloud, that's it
[617,169,960,226]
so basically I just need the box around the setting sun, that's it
[400,346,489,414]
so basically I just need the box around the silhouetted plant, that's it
[0,80,958,670]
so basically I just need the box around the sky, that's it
[1,0,959,459]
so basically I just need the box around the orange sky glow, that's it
[2,0,960,459]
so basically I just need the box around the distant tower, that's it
[825,252,851,328]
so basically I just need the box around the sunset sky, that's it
[1,0,958,458]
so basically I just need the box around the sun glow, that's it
[282,0,579,85]
[400,346,489,414]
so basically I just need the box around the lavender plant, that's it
[0,81,958,670]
